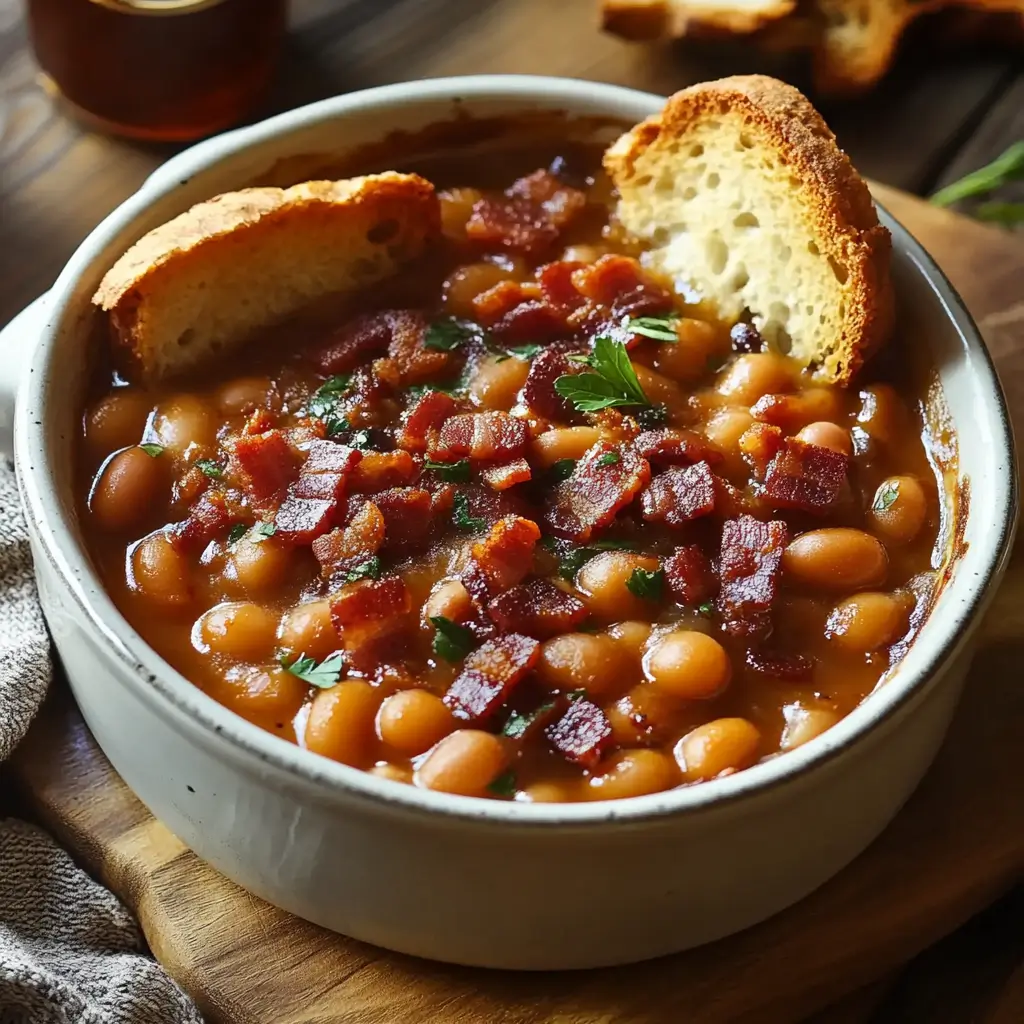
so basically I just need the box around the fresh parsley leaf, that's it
[226,523,248,546]
[487,770,517,798]
[452,492,486,532]
[931,142,1024,208]
[317,374,353,394]
[348,429,374,449]
[553,336,650,412]
[873,480,900,512]
[195,459,223,479]
[307,376,353,437]
[698,602,715,617]
[282,651,344,689]
[626,567,664,600]
[597,452,620,467]
[424,317,484,352]
[635,403,669,429]
[424,458,471,483]
[976,201,1024,227]
[502,702,556,739]
[430,615,476,662]
[549,458,577,482]
[252,522,276,541]
[344,556,381,584]
[506,343,543,361]
[139,443,164,458]
[626,313,680,342]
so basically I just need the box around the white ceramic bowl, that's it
[1,76,1017,970]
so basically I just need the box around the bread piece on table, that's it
[604,75,892,384]
[93,173,440,383]
[601,0,795,38]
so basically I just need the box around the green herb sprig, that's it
[282,651,344,689]
[930,143,1024,229]
[430,615,476,662]
[554,336,650,412]
[452,492,486,532]
[424,458,472,483]
[626,567,664,600]
[625,313,680,342]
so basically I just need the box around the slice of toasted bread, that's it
[604,75,892,384]
[602,0,794,38]
[93,173,440,383]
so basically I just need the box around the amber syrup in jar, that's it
[26,0,288,141]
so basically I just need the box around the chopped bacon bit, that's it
[472,280,531,326]
[717,515,789,639]
[486,578,587,639]
[519,347,580,422]
[745,648,815,681]
[640,462,717,526]
[545,441,651,542]
[739,422,785,480]
[763,439,849,514]
[330,576,412,668]
[490,300,568,344]
[432,411,529,464]
[460,515,541,605]
[481,458,532,491]
[274,497,337,546]
[443,633,540,722]
[546,699,612,769]
[465,169,586,255]
[243,407,278,435]
[374,487,435,552]
[457,483,533,528]
[349,450,417,493]
[428,482,457,518]
[311,500,386,579]
[664,545,717,606]
[752,390,838,433]
[309,311,393,374]
[169,492,230,553]
[634,428,723,467]
[570,254,672,318]
[386,310,452,384]
[396,390,458,453]
[538,260,587,313]
[231,430,300,507]
[274,441,362,544]
[173,465,208,509]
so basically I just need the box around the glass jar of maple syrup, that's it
[26,0,288,141]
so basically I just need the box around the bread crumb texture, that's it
[93,173,440,383]
[605,75,893,385]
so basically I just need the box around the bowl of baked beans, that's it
[3,76,1015,969]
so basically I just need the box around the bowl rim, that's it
[14,74,1019,828]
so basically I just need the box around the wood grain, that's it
[7,188,1024,1024]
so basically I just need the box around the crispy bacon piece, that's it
[745,648,815,681]
[739,422,785,480]
[231,430,299,506]
[349,450,417,493]
[274,498,337,546]
[385,310,452,384]
[465,170,586,255]
[538,260,587,313]
[330,576,412,668]
[311,501,386,579]
[457,483,534,528]
[490,300,567,344]
[460,515,541,605]
[170,492,231,553]
[763,439,849,514]
[545,441,651,542]
[717,515,788,639]
[275,441,362,545]
[634,428,722,467]
[374,487,435,552]
[519,347,580,422]
[431,411,529,464]
[443,633,541,722]
[546,698,613,770]
[396,390,459,453]
[481,458,532,491]
[570,255,673,319]
[663,545,717,606]
[640,462,717,526]
[243,407,278,435]
[310,311,393,374]
[472,280,532,326]
[173,465,209,509]
[486,578,587,638]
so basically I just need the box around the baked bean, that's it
[643,630,731,700]
[857,384,907,447]
[648,318,725,383]
[230,536,292,596]
[305,680,381,767]
[468,354,530,410]
[674,718,761,782]
[438,188,484,241]
[716,353,793,405]
[780,705,840,751]
[756,388,843,432]
[561,243,607,263]
[225,666,307,719]
[868,475,927,544]
[130,532,193,608]
[782,528,887,590]
[825,591,910,653]
[370,763,413,784]
[530,426,601,468]
[634,365,686,409]
[796,420,853,455]
[90,446,164,532]
[278,600,337,661]
[607,620,652,661]
[587,749,679,801]
[576,550,664,622]
[153,395,216,455]
[377,689,455,755]
[423,579,473,624]
[414,730,508,797]
[198,602,278,661]
[704,406,755,478]
[84,391,152,460]
[444,262,513,318]
[537,632,630,698]
[217,376,273,417]
[606,684,680,747]
[522,780,579,803]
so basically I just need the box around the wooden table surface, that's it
[1,1,1022,1021]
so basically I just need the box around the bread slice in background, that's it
[605,75,892,384]
[602,0,795,39]
[93,173,440,383]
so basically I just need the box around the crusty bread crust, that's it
[605,75,893,384]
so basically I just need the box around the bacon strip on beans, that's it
[444,633,541,721]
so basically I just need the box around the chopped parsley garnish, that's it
[424,458,471,482]
[505,343,544,361]
[554,336,650,412]
[597,451,620,467]
[195,459,223,479]
[698,601,715,617]
[252,522,276,541]
[139,443,164,458]
[487,770,517,798]
[430,615,476,663]
[549,458,577,482]
[873,480,900,512]
[502,702,556,739]
[307,376,353,437]
[226,523,248,546]
[424,317,484,352]
[635,403,669,429]
[625,313,680,342]
[626,567,664,601]
[282,651,343,689]
[344,556,381,584]
[347,429,374,449]
[452,492,486,532]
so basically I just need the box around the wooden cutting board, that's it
[7,185,1024,1024]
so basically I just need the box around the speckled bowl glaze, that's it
[1,77,1016,970]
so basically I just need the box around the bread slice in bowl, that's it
[604,75,892,384]
[93,173,440,383]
